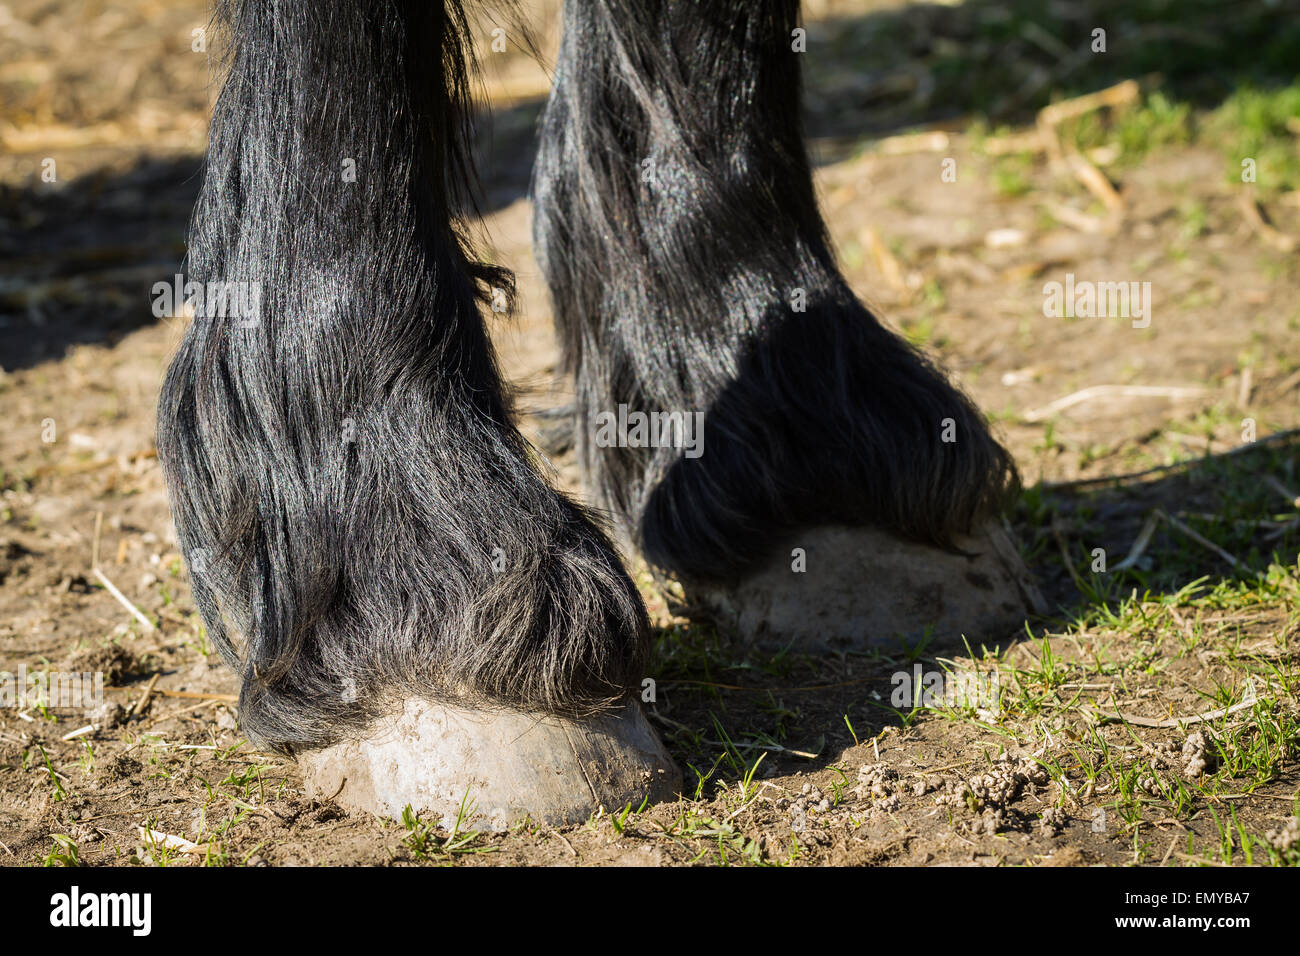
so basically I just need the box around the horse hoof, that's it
[298,698,681,831]
[679,522,1045,652]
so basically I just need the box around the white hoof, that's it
[298,698,680,831]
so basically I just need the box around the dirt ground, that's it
[2,0,1299,866]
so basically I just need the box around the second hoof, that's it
[679,521,1045,652]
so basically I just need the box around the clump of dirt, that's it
[94,752,143,785]
[935,752,1050,834]
[781,783,835,834]
[1180,729,1219,778]
[1141,728,1221,781]
[856,763,903,809]
[68,644,141,686]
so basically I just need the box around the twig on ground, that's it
[548,828,577,857]
[1261,475,1300,509]
[138,827,202,854]
[1022,385,1207,423]
[91,509,156,633]
[1158,509,1250,571]
[1065,151,1124,215]
[127,673,161,717]
[91,568,156,633]
[1112,513,1161,571]
[1089,695,1263,729]
[1238,189,1299,253]
[1036,79,1140,164]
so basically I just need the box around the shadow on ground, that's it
[650,430,1300,783]
[0,158,198,372]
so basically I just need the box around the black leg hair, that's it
[157,0,647,753]
[533,0,1018,585]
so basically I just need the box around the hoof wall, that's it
[680,522,1045,652]
[299,699,681,831]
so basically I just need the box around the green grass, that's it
[400,790,496,861]
[1206,82,1300,193]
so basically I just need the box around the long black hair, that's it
[533,0,1018,584]
[157,0,647,752]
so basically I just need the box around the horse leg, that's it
[157,0,678,828]
[533,0,1043,650]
